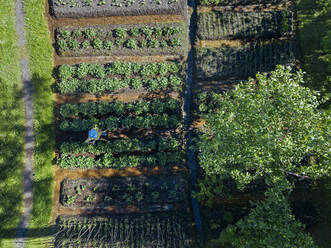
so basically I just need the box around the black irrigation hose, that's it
[185,0,204,245]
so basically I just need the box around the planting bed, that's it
[55,22,186,57]
[60,175,187,208]
[57,135,185,169]
[198,0,288,6]
[56,61,185,94]
[55,211,193,248]
[194,39,295,80]
[197,10,294,40]
[51,0,186,18]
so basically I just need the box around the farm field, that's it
[44,0,195,247]
[2,0,329,247]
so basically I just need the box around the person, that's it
[84,126,107,144]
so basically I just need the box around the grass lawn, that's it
[23,0,55,246]
[296,1,331,247]
[0,0,25,247]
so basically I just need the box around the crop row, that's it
[60,137,181,155]
[198,0,287,6]
[58,75,184,94]
[51,0,185,18]
[60,175,186,207]
[57,151,183,169]
[55,212,192,248]
[59,113,181,131]
[57,62,182,80]
[59,99,181,118]
[197,10,293,40]
[56,24,184,56]
[195,40,295,80]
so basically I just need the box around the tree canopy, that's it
[197,65,330,191]
[219,186,317,248]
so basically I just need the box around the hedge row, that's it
[57,75,184,94]
[57,151,184,169]
[60,137,181,155]
[59,114,181,131]
[57,62,182,80]
[59,99,181,118]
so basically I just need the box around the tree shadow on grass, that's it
[0,78,25,241]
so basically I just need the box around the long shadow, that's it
[0,78,26,241]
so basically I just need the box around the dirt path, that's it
[14,0,34,247]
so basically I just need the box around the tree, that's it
[196,65,330,191]
[218,186,317,248]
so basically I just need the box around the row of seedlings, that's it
[51,1,194,247]
[192,0,296,244]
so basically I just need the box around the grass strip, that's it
[23,0,55,246]
[0,0,25,247]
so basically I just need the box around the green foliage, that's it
[218,186,317,248]
[114,27,127,39]
[84,27,96,39]
[60,137,180,155]
[59,114,181,131]
[58,64,76,80]
[197,66,330,191]
[58,151,183,169]
[55,24,184,54]
[67,39,80,50]
[59,98,180,117]
[92,38,103,49]
[297,0,331,107]
[125,38,137,49]
[56,62,184,94]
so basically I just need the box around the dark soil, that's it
[50,0,187,18]
[60,175,188,208]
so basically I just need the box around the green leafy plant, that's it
[125,38,137,49]
[114,28,127,39]
[92,38,103,49]
[85,28,97,39]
